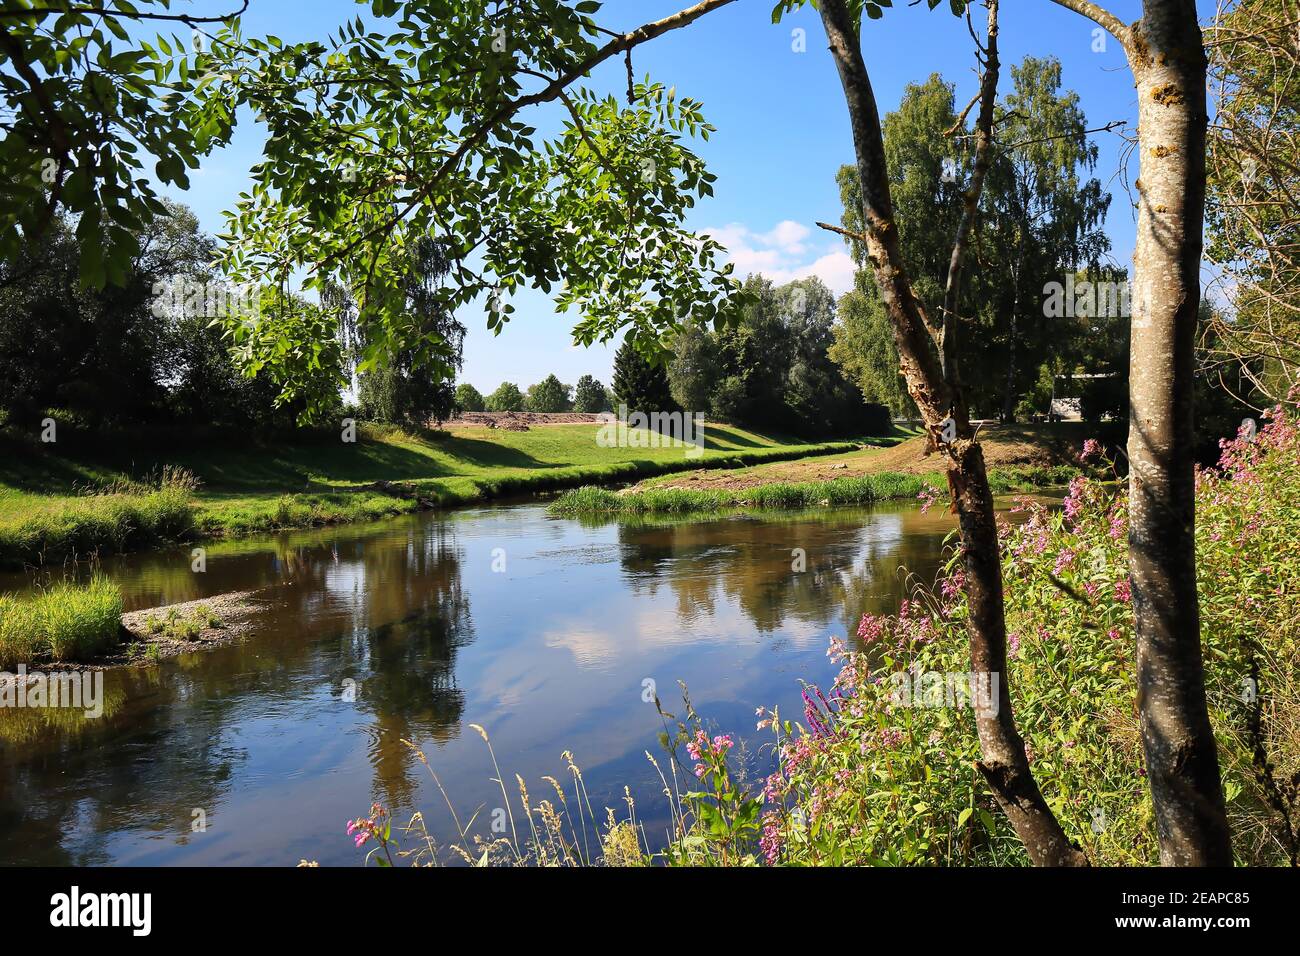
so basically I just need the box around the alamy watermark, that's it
[597,404,705,460]
[888,667,1000,717]
[1042,274,1131,319]
[150,278,261,323]
[1,664,105,718]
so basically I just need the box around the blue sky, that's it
[164,0,1217,393]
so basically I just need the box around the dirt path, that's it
[640,424,1110,492]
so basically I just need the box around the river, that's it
[0,498,1014,865]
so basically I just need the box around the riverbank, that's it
[551,424,1113,516]
[0,421,864,568]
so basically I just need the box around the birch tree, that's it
[1049,0,1233,866]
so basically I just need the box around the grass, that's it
[0,468,199,571]
[0,575,124,667]
[0,422,857,567]
[549,464,1080,517]
[141,604,223,641]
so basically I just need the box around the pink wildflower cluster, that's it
[854,599,938,657]
[916,484,943,515]
[1078,438,1104,463]
[760,811,783,865]
[685,729,734,778]
[346,803,389,848]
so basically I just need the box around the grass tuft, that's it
[0,575,124,667]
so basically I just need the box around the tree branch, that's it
[1046,0,1132,51]
[0,1,249,23]
[321,0,738,272]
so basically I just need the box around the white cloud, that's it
[702,220,856,297]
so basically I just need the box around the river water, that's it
[0,499,994,865]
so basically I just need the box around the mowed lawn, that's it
[0,422,856,547]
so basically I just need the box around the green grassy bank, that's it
[549,464,1080,517]
[0,422,857,568]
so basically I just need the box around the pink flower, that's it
[1114,579,1132,603]
[760,812,784,865]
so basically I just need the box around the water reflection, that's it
[0,499,1017,865]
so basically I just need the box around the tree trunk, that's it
[1126,2,1233,866]
[1049,0,1233,868]
[817,0,1085,866]
[1002,259,1020,422]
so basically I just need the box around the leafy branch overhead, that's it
[771,0,968,27]
[0,1,249,288]
[167,0,745,401]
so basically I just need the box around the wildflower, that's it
[1114,579,1131,603]
[1079,438,1103,463]
[760,812,784,865]
[857,612,886,644]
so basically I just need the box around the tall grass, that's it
[549,472,934,517]
[0,468,198,569]
[0,575,124,667]
[548,465,1080,518]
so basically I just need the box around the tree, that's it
[525,374,572,413]
[984,57,1113,420]
[830,271,911,417]
[612,339,675,414]
[178,1,741,412]
[351,238,465,427]
[777,276,867,435]
[572,375,609,413]
[0,1,248,289]
[829,61,1114,421]
[1202,0,1300,408]
[805,0,1088,865]
[0,200,234,427]
[485,382,524,413]
[667,321,720,415]
[454,384,485,413]
[1051,0,1232,865]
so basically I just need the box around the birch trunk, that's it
[1127,1,1233,866]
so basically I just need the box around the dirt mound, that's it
[443,411,605,430]
[865,424,1093,475]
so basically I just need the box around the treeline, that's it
[562,274,889,438]
[0,205,469,437]
[452,374,613,415]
